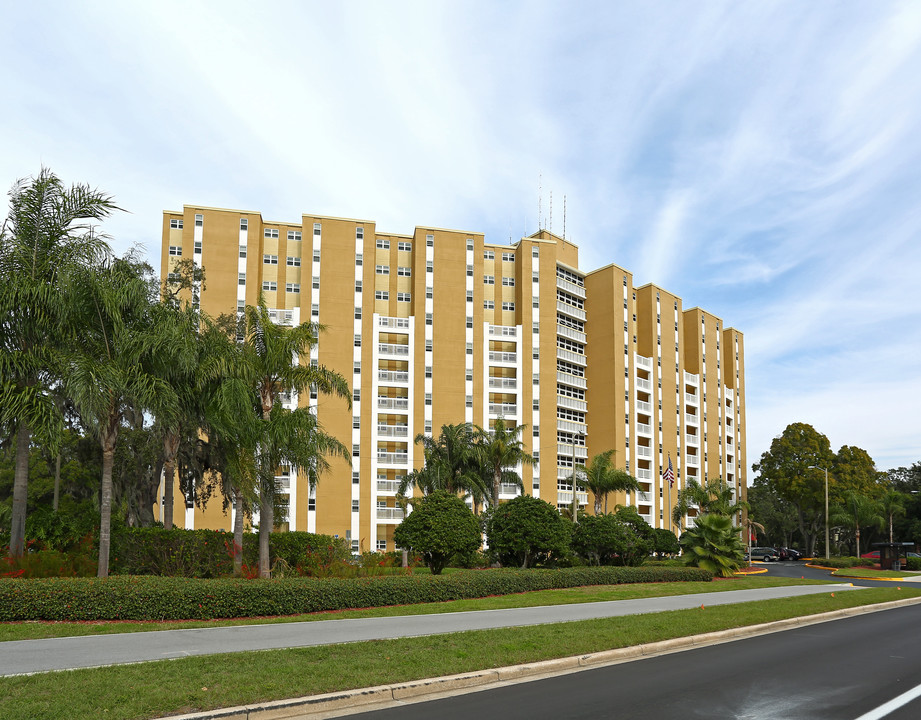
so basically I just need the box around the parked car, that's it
[860,551,880,559]
[749,547,779,562]
[776,547,802,561]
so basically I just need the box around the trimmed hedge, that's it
[0,566,712,622]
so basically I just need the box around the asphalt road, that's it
[0,583,864,676]
[347,601,921,720]
[761,560,916,588]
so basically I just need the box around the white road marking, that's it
[854,682,921,720]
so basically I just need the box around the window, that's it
[354,307,362,319]
[502,302,515,311]
[484,275,495,285]
[426,287,433,299]
[426,261,433,273]
[167,272,181,282]
[532,272,539,282]
[425,313,433,325]
[239,244,247,258]
[484,300,495,310]
[313,250,321,262]
[168,245,182,256]
[313,222,321,236]
[240,218,248,230]
[397,266,411,277]
[354,334,361,347]
[264,228,279,239]
[398,241,412,251]
[287,230,301,241]
[308,498,316,511]
[426,340,433,352]
[466,395,473,408]
[262,281,277,291]
[355,253,362,266]
[502,277,515,286]
[237,300,245,312]
[484,250,494,260]
[466,342,473,355]
[377,238,389,249]
[263,254,278,264]
[532,322,539,334]
[353,416,360,429]
[466,238,474,250]
[533,399,540,410]
[532,247,539,258]
[425,393,432,406]
[425,366,432,378]
[352,500,359,512]
[352,471,360,483]
[397,292,411,302]
[355,280,362,292]
[287,256,301,266]
[467,264,473,276]
[466,370,473,381]
[194,240,202,254]
[375,265,390,275]
[170,218,183,229]
[466,290,473,302]
[286,283,300,293]
[375,290,389,300]
[426,234,434,246]
[466,316,473,328]
[195,214,203,227]
[356,227,364,240]
[424,421,432,433]
[238,273,246,285]
[502,252,515,262]
[353,361,361,373]
[312,276,320,289]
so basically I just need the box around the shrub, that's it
[571,514,649,566]
[486,495,571,568]
[394,492,481,575]
[679,514,744,577]
[906,557,921,571]
[0,566,713,622]
[817,556,866,569]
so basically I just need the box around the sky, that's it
[2,1,919,474]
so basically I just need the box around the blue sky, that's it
[2,1,919,473]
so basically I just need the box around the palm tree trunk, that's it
[161,432,178,530]
[493,468,501,510]
[233,487,244,577]
[9,421,30,558]
[97,432,117,578]
[259,494,272,578]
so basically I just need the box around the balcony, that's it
[636,400,652,414]
[557,395,587,412]
[636,422,652,436]
[685,393,698,405]
[556,324,586,344]
[686,455,700,467]
[686,433,699,447]
[636,446,653,459]
[725,461,735,473]
[379,316,410,330]
[377,396,409,410]
[558,444,588,460]
[376,506,406,522]
[488,377,518,390]
[488,325,518,338]
[377,424,409,438]
[489,403,518,416]
[379,342,409,357]
[377,451,409,465]
[634,354,653,370]
[556,276,586,298]
[376,479,403,494]
[378,370,409,384]
[556,300,586,321]
[557,490,589,506]
[557,370,587,389]
[638,513,653,525]
[556,347,586,366]
[499,483,521,496]
[556,418,587,435]
[635,377,652,392]
[636,468,653,480]
[683,371,699,386]
[685,413,699,426]
[488,351,517,364]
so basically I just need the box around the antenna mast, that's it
[563,195,567,239]
[538,173,542,230]
[549,191,553,234]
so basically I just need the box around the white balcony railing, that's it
[376,479,403,494]
[556,347,587,366]
[499,483,520,495]
[556,419,587,435]
[556,300,586,321]
[377,424,409,438]
[556,395,587,412]
[684,371,699,386]
[489,403,518,416]
[557,490,589,505]
[557,370,587,389]
[635,377,652,392]
[556,276,586,298]
[556,324,586,344]
[379,316,410,330]
[558,444,588,459]
[686,455,700,467]
[636,446,653,458]
[636,468,653,480]
[636,400,652,414]
[635,354,653,370]
[377,451,409,465]
[379,342,409,356]
[685,413,699,425]
[376,507,406,521]
[488,377,518,390]
[636,422,652,436]
[377,396,409,410]
[488,325,518,338]
[488,351,517,364]
[685,393,698,405]
[378,370,409,383]
[686,433,699,446]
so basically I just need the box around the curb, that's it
[158,595,921,720]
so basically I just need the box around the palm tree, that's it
[0,168,115,558]
[573,450,641,515]
[235,301,351,577]
[880,490,907,545]
[475,416,534,510]
[830,492,884,556]
[65,255,175,577]
[400,423,480,501]
[672,477,748,531]
[679,512,745,577]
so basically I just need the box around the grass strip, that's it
[831,568,911,578]
[0,576,826,642]
[2,586,918,720]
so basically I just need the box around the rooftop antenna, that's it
[538,173,543,230]
[563,195,567,239]
[549,191,553,235]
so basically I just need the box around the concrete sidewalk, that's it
[0,583,866,677]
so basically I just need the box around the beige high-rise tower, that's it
[160,206,746,550]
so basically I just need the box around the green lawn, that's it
[0,575,825,642]
[1,585,916,720]
[832,567,917,579]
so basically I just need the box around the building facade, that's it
[159,206,746,551]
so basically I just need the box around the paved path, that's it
[1,583,864,677]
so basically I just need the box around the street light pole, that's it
[809,465,829,560]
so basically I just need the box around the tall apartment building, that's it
[159,206,746,551]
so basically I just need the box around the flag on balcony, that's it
[662,455,674,488]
